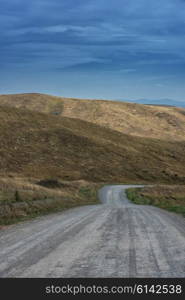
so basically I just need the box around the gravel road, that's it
[0,185,185,277]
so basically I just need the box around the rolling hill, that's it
[0,93,185,142]
[0,104,185,184]
[0,93,185,225]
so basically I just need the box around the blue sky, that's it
[1,0,185,105]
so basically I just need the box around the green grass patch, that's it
[78,186,99,204]
[126,187,185,217]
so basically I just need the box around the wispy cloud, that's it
[0,0,185,102]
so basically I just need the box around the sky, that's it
[0,0,185,105]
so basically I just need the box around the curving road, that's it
[0,185,185,278]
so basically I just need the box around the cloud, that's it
[0,0,185,102]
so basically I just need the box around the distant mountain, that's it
[120,98,185,108]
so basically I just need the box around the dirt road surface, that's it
[0,185,185,277]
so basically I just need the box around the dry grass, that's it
[0,94,185,224]
[0,105,185,184]
[126,185,185,216]
[0,93,185,141]
[0,176,100,225]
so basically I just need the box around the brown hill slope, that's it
[0,93,185,141]
[0,105,185,183]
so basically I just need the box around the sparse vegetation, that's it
[78,186,98,202]
[1,93,185,141]
[1,93,185,225]
[0,177,101,226]
[37,179,65,189]
[126,185,185,216]
[15,190,21,202]
[0,105,185,184]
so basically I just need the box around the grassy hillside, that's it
[0,95,185,225]
[1,93,185,141]
[0,105,185,184]
[126,185,185,216]
[0,177,100,226]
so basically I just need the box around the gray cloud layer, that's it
[1,0,185,101]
